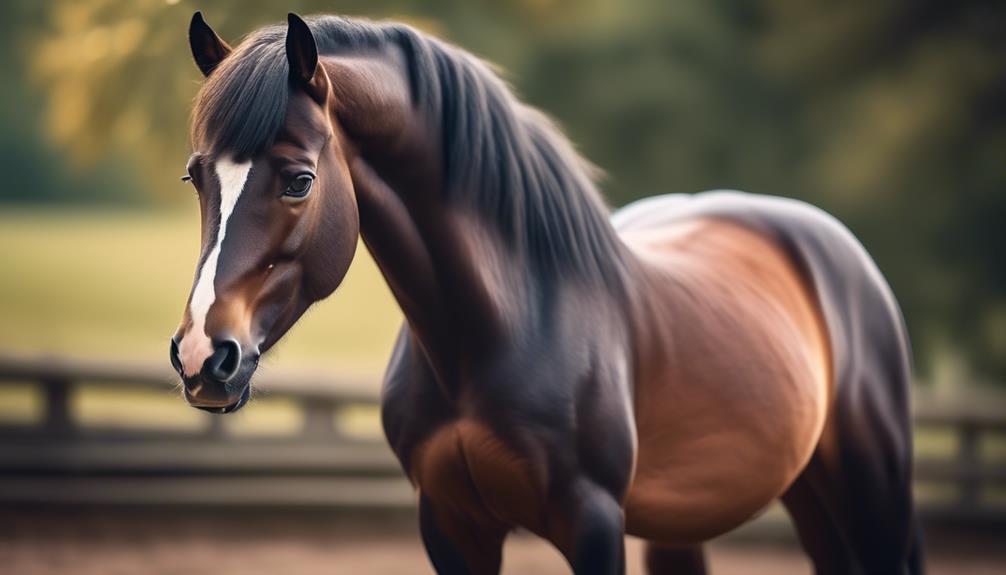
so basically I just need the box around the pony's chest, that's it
[409,419,547,531]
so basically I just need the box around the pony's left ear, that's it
[286,13,329,104]
[189,11,231,77]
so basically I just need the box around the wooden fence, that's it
[0,352,409,510]
[0,351,1004,528]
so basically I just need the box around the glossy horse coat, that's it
[175,13,922,574]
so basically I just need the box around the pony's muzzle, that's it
[171,336,249,412]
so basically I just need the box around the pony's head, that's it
[170,13,359,412]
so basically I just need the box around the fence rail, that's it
[0,351,410,509]
[0,351,1004,527]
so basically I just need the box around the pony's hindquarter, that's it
[615,191,921,574]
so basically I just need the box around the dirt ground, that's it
[2,509,1003,575]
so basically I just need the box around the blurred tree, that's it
[16,0,1006,381]
[753,0,1006,381]
[0,0,134,204]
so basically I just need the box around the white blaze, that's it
[178,157,252,376]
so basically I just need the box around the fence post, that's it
[303,399,337,436]
[958,421,980,508]
[41,376,73,436]
[206,413,225,438]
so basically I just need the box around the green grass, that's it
[0,207,403,382]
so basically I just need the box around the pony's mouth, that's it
[186,385,251,414]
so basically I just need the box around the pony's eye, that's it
[283,174,314,199]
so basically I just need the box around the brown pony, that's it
[170,12,922,574]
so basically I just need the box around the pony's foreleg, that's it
[418,492,507,575]
[643,542,707,575]
[549,477,627,575]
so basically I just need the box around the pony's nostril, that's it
[206,339,242,382]
[169,337,183,375]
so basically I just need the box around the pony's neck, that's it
[333,47,630,387]
[350,134,521,388]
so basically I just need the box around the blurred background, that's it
[0,0,1003,573]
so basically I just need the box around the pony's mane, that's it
[192,16,626,287]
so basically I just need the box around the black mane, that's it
[192,16,626,286]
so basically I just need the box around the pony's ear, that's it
[286,13,329,103]
[189,11,231,77]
